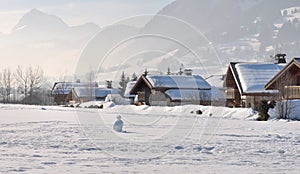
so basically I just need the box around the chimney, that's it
[183,69,193,76]
[274,53,287,64]
[106,80,112,89]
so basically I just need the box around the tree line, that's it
[0,67,141,105]
[0,65,49,105]
[119,71,137,96]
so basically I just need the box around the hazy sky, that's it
[0,0,174,33]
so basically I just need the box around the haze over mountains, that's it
[141,0,300,68]
[1,0,300,79]
[85,0,300,80]
[0,9,100,76]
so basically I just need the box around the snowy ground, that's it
[0,104,299,174]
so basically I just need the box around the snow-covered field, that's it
[0,104,299,173]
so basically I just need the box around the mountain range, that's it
[87,0,300,83]
[1,1,300,81]
[141,0,300,67]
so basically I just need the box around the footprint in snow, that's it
[174,146,184,150]
[193,147,202,152]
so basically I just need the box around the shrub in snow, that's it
[257,100,275,121]
[87,105,102,109]
[196,110,203,115]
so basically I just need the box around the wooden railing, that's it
[284,86,300,99]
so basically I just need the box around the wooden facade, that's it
[130,76,153,105]
[223,63,242,107]
[65,89,92,104]
[52,94,68,105]
[51,82,70,105]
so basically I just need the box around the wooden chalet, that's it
[66,87,119,104]
[129,75,211,106]
[265,58,300,100]
[223,60,285,108]
[51,82,98,105]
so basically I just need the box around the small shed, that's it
[130,75,211,106]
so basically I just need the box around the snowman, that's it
[113,115,123,132]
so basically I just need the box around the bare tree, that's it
[0,68,14,103]
[15,66,29,98]
[59,71,72,83]
[15,65,44,103]
[38,76,53,105]
[85,69,97,86]
[85,69,97,101]
[28,66,44,96]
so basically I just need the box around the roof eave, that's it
[129,76,153,94]
[228,63,244,94]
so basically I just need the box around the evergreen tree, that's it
[131,72,137,81]
[119,71,126,96]
[282,9,288,16]
[126,77,130,83]
[167,67,171,75]
[119,71,130,96]
[178,64,184,75]
[292,8,298,14]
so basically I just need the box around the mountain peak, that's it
[13,8,68,32]
[28,8,44,15]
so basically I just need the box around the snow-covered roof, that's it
[146,75,211,89]
[124,81,137,98]
[165,89,211,101]
[295,58,300,63]
[73,87,119,98]
[51,82,98,95]
[234,63,285,93]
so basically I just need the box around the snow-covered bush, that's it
[268,100,300,120]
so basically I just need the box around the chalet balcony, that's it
[284,86,300,99]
